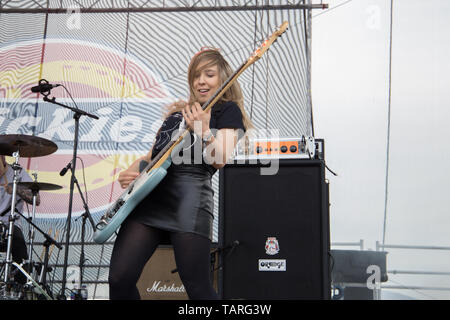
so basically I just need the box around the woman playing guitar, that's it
[108,48,252,300]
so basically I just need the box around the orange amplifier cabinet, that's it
[233,136,319,160]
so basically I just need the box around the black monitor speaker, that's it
[218,159,330,299]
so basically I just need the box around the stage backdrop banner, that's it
[0,4,312,299]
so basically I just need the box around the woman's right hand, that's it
[118,169,139,189]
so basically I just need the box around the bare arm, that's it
[2,184,41,206]
[1,159,41,206]
[203,128,239,169]
[117,150,152,189]
[181,103,239,170]
[16,186,41,206]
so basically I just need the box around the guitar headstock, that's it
[249,21,289,63]
[200,21,289,113]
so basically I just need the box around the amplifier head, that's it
[233,135,323,160]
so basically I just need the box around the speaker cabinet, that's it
[137,246,218,300]
[218,159,330,299]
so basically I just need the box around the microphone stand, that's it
[170,241,240,275]
[41,94,98,300]
[72,168,96,299]
[211,240,240,272]
[13,208,62,294]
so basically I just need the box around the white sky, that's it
[311,0,450,299]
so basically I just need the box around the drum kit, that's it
[0,134,62,300]
[0,79,100,300]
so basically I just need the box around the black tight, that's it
[108,219,218,300]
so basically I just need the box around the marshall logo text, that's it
[147,281,186,293]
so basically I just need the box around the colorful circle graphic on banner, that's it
[0,39,176,218]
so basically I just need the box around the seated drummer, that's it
[0,155,40,283]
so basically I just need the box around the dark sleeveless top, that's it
[128,101,245,240]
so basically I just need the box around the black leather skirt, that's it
[128,164,214,240]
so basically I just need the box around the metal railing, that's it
[329,240,450,299]
[378,241,450,297]
[331,240,365,250]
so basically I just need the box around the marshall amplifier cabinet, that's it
[137,246,219,300]
[218,158,330,299]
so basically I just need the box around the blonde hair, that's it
[165,48,253,130]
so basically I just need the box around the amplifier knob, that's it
[280,146,288,153]
[256,146,263,153]
[290,145,297,153]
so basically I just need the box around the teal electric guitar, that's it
[93,21,289,244]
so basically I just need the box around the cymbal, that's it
[9,182,63,191]
[0,143,17,156]
[0,134,57,157]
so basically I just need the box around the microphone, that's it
[59,161,72,176]
[31,79,61,93]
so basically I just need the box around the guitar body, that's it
[93,158,171,244]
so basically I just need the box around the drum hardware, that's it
[35,80,99,299]
[27,172,38,278]
[0,135,59,283]
[0,221,7,247]
[3,208,60,299]
[0,133,59,299]
[10,207,61,299]
[11,181,62,285]
[4,181,63,281]
[0,281,21,300]
[3,150,23,284]
[37,229,58,294]
[11,262,52,300]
